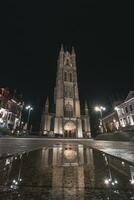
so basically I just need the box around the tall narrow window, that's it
[69,73,72,82]
[125,107,128,113]
[130,104,133,112]
[64,72,67,81]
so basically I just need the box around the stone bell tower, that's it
[54,45,83,137]
[41,45,91,138]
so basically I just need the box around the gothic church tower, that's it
[41,45,91,138]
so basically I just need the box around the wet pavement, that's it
[0,138,134,164]
[81,140,134,164]
[0,142,134,199]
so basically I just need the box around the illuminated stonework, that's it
[64,149,77,161]
[41,45,91,138]
[64,121,76,131]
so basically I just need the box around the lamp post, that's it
[25,105,33,132]
[95,106,106,133]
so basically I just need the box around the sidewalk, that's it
[81,140,134,165]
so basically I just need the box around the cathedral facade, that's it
[41,46,91,138]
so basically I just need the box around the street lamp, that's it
[114,106,119,111]
[25,105,33,132]
[94,105,106,133]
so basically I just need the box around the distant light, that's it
[114,107,119,111]
[122,161,125,165]
[101,106,106,111]
[130,179,134,184]
[104,179,109,185]
[115,180,118,184]
[95,106,100,112]
[112,182,115,186]
[26,105,31,110]
[5,159,10,165]
[25,105,33,111]
[95,106,106,112]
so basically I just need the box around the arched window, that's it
[64,72,67,81]
[69,73,72,82]
[64,103,73,117]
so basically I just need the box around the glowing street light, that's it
[104,179,109,185]
[25,105,33,132]
[94,105,106,133]
[114,106,119,111]
[130,179,134,185]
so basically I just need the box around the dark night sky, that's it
[0,1,134,130]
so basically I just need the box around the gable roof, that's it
[125,91,134,101]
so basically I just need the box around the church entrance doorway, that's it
[64,121,76,138]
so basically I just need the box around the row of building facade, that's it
[0,88,24,133]
[102,91,134,133]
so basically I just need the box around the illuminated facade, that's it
[102,91,134,132]
[41,46,91,138]
[0,88,24,131]
[102,111,120,133]
[115,91,134,129]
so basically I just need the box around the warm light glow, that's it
[95,106,106,112]
[122,161,125,165]
[115,180,118,184]
[26,105,30,110]
[64,121,76,131]
[64,149,77,161]
[104,179,109,185]
[25,105,33,111]
[95,106,100,112]
[114,106,119,111]
[130,179,134,184]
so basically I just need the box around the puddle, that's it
[0,143,134,199]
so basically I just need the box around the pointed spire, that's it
[46,96,49,105]
[85,101,88,115]
[71,46,75,55]
[45,96,49,113]
[60,44,64,52]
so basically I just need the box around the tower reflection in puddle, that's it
[0,144,134,199]
[40,144,95,199]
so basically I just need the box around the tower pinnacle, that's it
[60,44,64,52]
[45,97,49,113]
[71,46,75,55]
[85,101,89,115]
